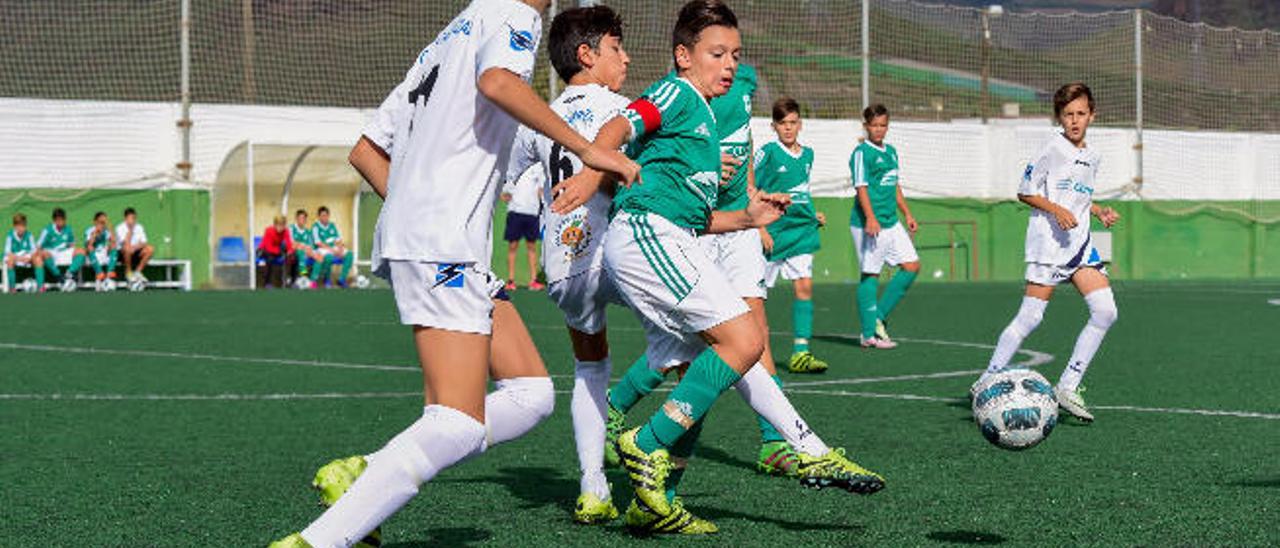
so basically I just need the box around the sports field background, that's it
[3,282,1277,545]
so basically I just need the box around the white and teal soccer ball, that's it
[21,278,37,293]
[128,278,146,292]
[293,277,312,290]
[354,275,370,289]
[972,368,1058,450]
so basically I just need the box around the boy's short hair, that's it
[93,211,106,221]
[1053,83,1094,117]
[295,209,307,217]
[52,207,66,220]
[317,206,330,215]
[12,213,26,225]
[672,1,738,62]
[772,96,801,122]
[549,6,624,84]
[123,207,137,217]
[862,104,890,124]
[273,214,287,225]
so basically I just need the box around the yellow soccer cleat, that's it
[574,492,620,524]
[267,533,311,548]
[615,427,674,516]
[787,351,829,374]
[624,497,718,535]
[310,455,382,548]
[795,447,886,495]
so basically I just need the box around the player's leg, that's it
[337,247,354,286]
[32,252,46,290]
[4,255,15,292]
[851,226,893,348]
[68,247,86,280]
[1056,267,1116,422]
[311,250,332,283]
[567,326,618,522]
[136,244,154,273]
[742,296,793,465]
[294,244,310,278]
[786,255,828,372]
[105,249,119,281]
[120,246,133,279]
[975,278,1056,391]
[875,225,921,341]
[484,297,554,445]
[296,262,491,548]
[505,240,518,290]
[525,239,543,290]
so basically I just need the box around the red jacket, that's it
[259,226,293,255]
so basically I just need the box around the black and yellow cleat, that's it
[795,447,886,495]
[787,351,829,374]
[615,427,674,516]
[604,396,626,468]
[625,497,718,535]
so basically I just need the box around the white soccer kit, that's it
[365,0,541,332]
[850,223,919,275]
[115,222,148,248]
[764,253,813,288]
[503,165,544,217]
[1019,132,1104,286]
[507,83,630,334]
[699,228,766,299]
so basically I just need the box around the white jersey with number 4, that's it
[1018,132,1101,267]
[368,0,542,274]
[507,83,630,284]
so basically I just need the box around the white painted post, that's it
[1134,9,1144,190]
[861,0,871,109]
[246,142,256,289]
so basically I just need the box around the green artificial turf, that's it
[2,281,1277,546]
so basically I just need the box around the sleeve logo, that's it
[509,28,535,52]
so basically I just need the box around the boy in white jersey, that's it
[972,83,1120,423]
[84,211,119,291]
[4,213,44,292]
[500,166,545,291]
[116,207,154,284]
[269,1,637,546]
[505,5,632,525]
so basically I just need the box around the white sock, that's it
[1058,288,1117,392]
[733,364,831,457]
[984,296,1049,379]
[484,376,555,446]
[300,405,485,548]
[572,358,612,499]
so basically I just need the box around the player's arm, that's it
[1016,152,1076,229]
[312,227,330,250]
[548,115,632,214]
[895,185,917,233]
[852,149,881,236]
[476,69,636,184]
[349,136,391,200]
[705,191,791,234]
[1090,203,1120,228]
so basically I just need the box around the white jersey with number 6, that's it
[1018,132,1101,267]
[369,0,542,274]
[507,83,629,284]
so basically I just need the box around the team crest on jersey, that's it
[509,27,535,51]
[555,213,593,262]
[695,123,711,137]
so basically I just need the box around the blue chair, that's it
[218,237,248,262]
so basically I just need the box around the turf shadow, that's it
[696,505,864,533]
[926,530,1007,544]
[384,527,492,547]
[813,334,861,348]
[689,444,756,474]
[439,466,578,510]
[1230,477,1280,488]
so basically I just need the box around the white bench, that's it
[2,257,192,292]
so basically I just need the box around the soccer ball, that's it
[971,368,1058,450]
[293,277,312,290]
[21,278,38,293]
[128,278,146,292]
[354,275,370,289]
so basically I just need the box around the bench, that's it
[1,257,192,291]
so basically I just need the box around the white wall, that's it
[2,98,1276,201]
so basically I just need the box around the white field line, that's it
[0,342,418,372]
[0,390,574,401]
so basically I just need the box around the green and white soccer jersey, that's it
[313,222,340,246]
[849,142,900,229]
[83,225,113,262]
[290,223,313,247]
[615,73,721,231]
[38,223,75,251]
[757,142,820,261]
[4,229,35,259]
[711,63,757,212]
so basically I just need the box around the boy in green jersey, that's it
[84,211,119,291]
[849,104,920,349]
[4,213,45,292]
[289,209,322,285]
[310,205,353,287]
[37,207,87,292]
[758,96,828,372]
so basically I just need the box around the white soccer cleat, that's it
[875,319,893,343]
[860,336,898,350]
[1055,385,1094,423]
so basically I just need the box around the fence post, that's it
[1133,9,1144,191]
[177,0,192,182]
[861,0,870,109]
[548,0,558,100]
[246,142,256,290]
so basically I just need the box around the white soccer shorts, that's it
[764,253,814,289]
[547,267,620,335]
[49,248,76,266]
[605,211,749,370]
[387,260,497,334]
[5,254,32,268]
[1025,247,1107,286]
[850,222,919,275]
[698,228,766,299]
[92,248,112,266]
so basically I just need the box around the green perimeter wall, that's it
[5,188,1277,289]
[0,188,210,286]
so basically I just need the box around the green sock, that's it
[757,376,786,443]
[311,256,331,281]
[666,418,704,502]
[68,254,85,279]
[793,299,814,353]
[35,265,45,286]
[106,253,118,275]
[340,255,353,282]
[857,275,880,339]
[609,355,664,413]
[877,269,918,322]
[295,250,309,274]
[45,262,61,279]
[636,347,742,453]
[89,253,103,275]
[4,267,14,291]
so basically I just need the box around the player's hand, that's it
[815,211,827,227]
[579,145,639,186]
[551,169,604,214]
[1052,207,1078,230]
[905,215,919,234]
[746,190,790,228]
[500,192,512,203]
[865,219,882,237]
[720,153,740,186]
[760,230,774,254]
[1096,206,1120,228]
